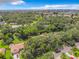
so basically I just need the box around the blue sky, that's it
[0,0,79,10]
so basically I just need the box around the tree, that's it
[0,52,5,59]
[3,33,13,45]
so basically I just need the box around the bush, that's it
[72,47,79,57]
[36,51,54,59]
[61,53,70,59]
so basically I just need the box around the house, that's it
[0,21,6,25]
[0,48,6,54]
[64,14,71,17]
[9,43,24,54]
[75,43,79,49]
[73,15,79,18]
[11,25,22,28]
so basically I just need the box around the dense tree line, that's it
[0,12,79,59]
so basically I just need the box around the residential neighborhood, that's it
[0,10,78,59]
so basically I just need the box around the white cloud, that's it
[29,4,79,10]
[11,0,25,5]
[0,0,25,5]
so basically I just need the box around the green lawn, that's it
[5,50,13,59]
[0,40,9,48]
[0,40,13,59]
[13,35,24,44]
[0,39,25,59]
[13,38,22,43]
[20,51,24,59]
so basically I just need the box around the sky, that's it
[0,0,79,10]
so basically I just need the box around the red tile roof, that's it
[0,48,6,54]
[9,43,24,54]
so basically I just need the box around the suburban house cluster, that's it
[0,43,24,59]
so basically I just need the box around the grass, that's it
[13,35,24,44]
[5,50,13,59]
[20,51,24,59]
[13,38,22,43]
[0,38,25,59]
[0,40,13,59]
[0,40,9,48]
[61,53,70,59]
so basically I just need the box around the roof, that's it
[75,43,79,48]
[0,48,6,54]
[11,25,22,28]
[9,43,24,54]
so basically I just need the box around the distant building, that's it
[64,14,71,17]
[10,23,17,25]
[11,25,22,28]
[0,21,6,25]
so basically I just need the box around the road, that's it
[54,46,72,59]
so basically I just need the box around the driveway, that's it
[54,46,72,59]
[13,54,20,59]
